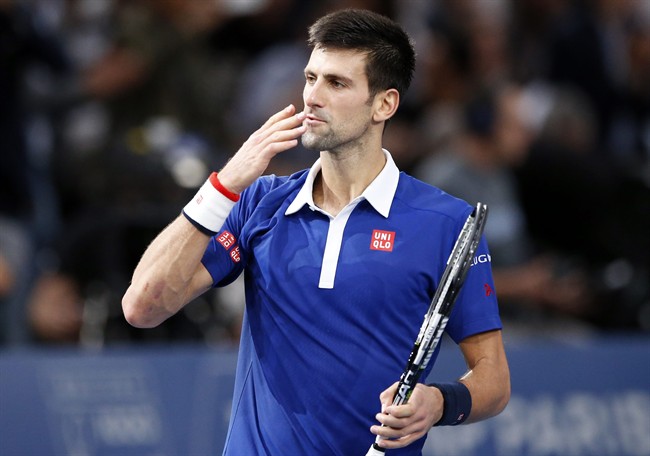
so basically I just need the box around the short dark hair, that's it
[307,9,416,98]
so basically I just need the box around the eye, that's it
[305,74,316,84]
[331,80,345,89]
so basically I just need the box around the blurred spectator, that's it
[68,0,233,210]
[2,0,648,346]
[510,0,650,167]
[516,85,650,330]
[20,0,251,346]
[0,218,33,343]
[415,84,598,333]
[0,0,72,343]
[0,0,70,219]
[27,272,83,344]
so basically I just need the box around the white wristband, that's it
[182,176,237,235]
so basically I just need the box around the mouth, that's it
[304,114,325,126]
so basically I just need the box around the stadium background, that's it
[1,0,649,455]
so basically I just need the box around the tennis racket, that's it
[365,202,489,456]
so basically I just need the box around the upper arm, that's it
[459,330,508,371]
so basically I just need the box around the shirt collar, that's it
[285,149,400,218]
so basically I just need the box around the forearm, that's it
[458,331,511,423]
[122,215,211,328]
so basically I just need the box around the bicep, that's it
[459,330,508,371]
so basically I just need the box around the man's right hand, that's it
[218,104,306,194]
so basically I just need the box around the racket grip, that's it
[365,442,386,455]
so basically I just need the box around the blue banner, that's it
[1,337,648,456]
[423,337,650,456]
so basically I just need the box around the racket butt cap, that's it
[365,443,386,455]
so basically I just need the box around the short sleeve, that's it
[444,235,502,343]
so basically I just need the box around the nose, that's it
[304,79,323,108]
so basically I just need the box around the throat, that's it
[312,173,359,217]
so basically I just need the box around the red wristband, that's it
[183,173,238,235]
[209,172,240,202]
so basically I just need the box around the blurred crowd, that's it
[1,0,648,348]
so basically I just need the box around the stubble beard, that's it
[301,106,373,154]
[301,129,340,152]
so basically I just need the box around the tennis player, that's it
[123,9,510,455]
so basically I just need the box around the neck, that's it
[313,147,386,216]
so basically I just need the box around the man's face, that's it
[301,47,375,153]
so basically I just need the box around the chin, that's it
[303,130,343,150]
[301,134,321,151]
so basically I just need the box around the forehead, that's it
[305,47,369,81]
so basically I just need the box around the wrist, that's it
[182,172,239,236]
[214,169,244,196]
[209,172,240,201]
[428,381,472,426]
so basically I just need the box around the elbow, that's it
[474,358,511,421]
[497,376,511,415]
[494,366,512,417]
[122,284,163,328]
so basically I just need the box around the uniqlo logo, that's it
[230,246,241,263]
[217,231,236,250]
[370,230,395,252]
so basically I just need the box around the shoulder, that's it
[241,170,309,204]
[394,172,473,222]
[231,169,309,224]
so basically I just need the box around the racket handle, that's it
[365,442,386,455]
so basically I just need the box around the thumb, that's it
[379,381,399,412]
[381,401,389,414]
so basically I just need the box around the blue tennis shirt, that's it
[201,151,502,456]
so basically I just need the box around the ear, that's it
[372,88,400,123]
